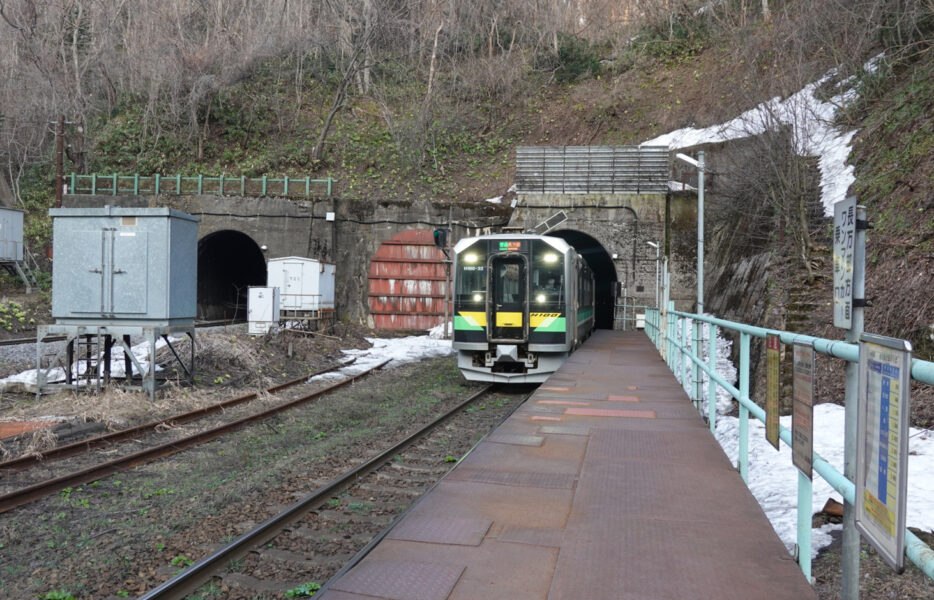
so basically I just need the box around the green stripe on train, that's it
[454,315,484,331]
[577,307,594,322]
[533,316,566,332]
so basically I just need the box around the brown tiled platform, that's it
[319,330,816,600]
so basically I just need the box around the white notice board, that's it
[833,197,857,329]
[856,333,912,572]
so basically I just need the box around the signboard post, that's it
[833,196,857,329]
[856,333,912,572]
[792,343,815,478]
[766,334,781,450]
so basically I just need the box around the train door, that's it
[488,254,528,342]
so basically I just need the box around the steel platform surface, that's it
[319,330,817,600]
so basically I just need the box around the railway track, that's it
[0,358,385,514]
[137,384,526,600]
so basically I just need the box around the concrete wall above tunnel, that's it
[508,192,699,326]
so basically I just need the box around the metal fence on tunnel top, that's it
[643,306,934,587]
[515,146,670,194]
[68,173,334,198]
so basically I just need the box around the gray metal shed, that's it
[50,206,199,325]
[0,207,24,262]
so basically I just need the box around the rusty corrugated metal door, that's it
[368,229,449,330]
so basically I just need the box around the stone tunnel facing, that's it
[550,229,619,329]
[197,230,267,320]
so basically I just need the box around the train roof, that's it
[453,233,572,254]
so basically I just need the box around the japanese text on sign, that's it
[792,343,815,479]
[833,197,857,328]
[766,334,781,450]
[856,334,912,572]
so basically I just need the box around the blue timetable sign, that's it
[855,333,912,572]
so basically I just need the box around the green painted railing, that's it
[645,305,934,585]
[68,173,334,198]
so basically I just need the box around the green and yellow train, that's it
[452,234,595,383]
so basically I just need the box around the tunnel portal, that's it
[197,230,267,320]
[550,229,619,329]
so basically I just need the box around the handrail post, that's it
[198,174,203,195]
[681,318,691,389]
[112,173,117,195]
[70,172,76,193]
[133,174,139,195]
[261,175,267,196]
[305,176,310,197]
[693,320,701,411]
[283,175,289,196]
[739,332,750,483]
[707,321,717,432]
[219,174,224,195]
[842,204,868,599]
[155,173,160,195]
[91,173,97,195]
[798,470,813,581]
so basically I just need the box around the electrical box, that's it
[247,286,280,334]
[49,206,199,325]
[0,207,24,262]
[267,256,335,312]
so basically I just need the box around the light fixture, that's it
[464,252,478,264]
[543,253,558,264]
[536,293,547,303]
[472,293,483,302]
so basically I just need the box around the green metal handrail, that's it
[646,306,934,584]
[68,173,334,198]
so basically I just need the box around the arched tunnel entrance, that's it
[550,230,618,329]
[197,230,267,320]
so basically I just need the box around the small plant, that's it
[285,582,321,597]
[155,542,166,552]
[38,591,78,600]
[170,555,194,567]
[117,591,130,598]
[326,498,341,508]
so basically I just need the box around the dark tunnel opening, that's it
[550,230,618,329]
[197,230,267,320]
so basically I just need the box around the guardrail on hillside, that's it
[68,173,334,198]
[644,307,934,584]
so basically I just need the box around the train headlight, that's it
[463,252,479,264]
[473,293,483,302]
[543,253,559,264]
[536,293,547,303]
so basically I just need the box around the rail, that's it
[68,173,334,198]
[644,306,934,584]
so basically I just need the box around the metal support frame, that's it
[36,323,196,401]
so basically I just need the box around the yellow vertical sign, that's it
[766,334,781,450]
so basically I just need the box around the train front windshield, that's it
[455,245,487,305]
[531,245,564,306]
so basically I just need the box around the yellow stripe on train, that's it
[495,312,523,327]
[458,311,487,327]
[530,312,561,328]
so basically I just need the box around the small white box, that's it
[248,286,280,334]
[636,313,646,330]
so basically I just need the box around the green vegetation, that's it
[286,582,322,597]
[38,592,78,600]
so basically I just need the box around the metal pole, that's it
[55,115,65,208]
[654,243,660,308]
[697,150,705,315]
[841,205,867,599]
